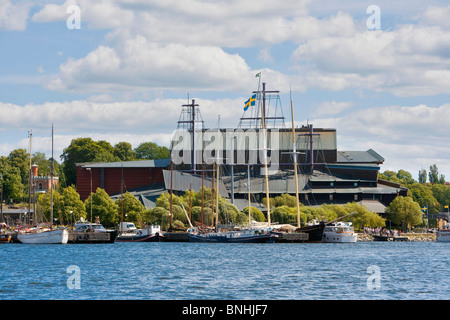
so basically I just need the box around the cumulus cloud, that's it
[291,23,450,96]
[311,103,450,178]
[0,0,32,31]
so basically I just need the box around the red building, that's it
[76,159,170,200]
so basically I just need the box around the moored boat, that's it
[68,220,117,243]
[436,223,450,242]
[188,226,277,243]
[322,221,357,243]
[116,222,164,242]
[17,227,69,244]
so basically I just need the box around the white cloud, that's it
[312,103,450,179]
[0,0,32,31]
[312,101,354,117]
[291,23,450,96]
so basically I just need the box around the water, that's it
[0,242,448,300]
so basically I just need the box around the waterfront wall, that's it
[358,233,436,242]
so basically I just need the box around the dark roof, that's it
[336,149,384,164]
[77,159,171,169]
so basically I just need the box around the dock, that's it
[373,235,408,241]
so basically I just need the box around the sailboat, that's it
[187,84,277,243]
[17,127,69,244]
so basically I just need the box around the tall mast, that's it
[201,163,204,226]
[28,130,32,225]
[170,161,173,228]
[50,124,54,226]
[248,164,251,227]
[211,161,215,228]
[215,159,219,228]
[260,83,271,227]
[290,93,301,228]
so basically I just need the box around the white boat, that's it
[116,222,164,242]
[322,222,358,243]
[436,223,450,242]
[68,220,117,243]
[17,227,69,244]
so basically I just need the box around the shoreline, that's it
[358,233,436,242]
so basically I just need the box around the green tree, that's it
[8,148,30,186]
[418,169,427,184]
[116,192,146,227]
[429,164,439,184]
[242,206,266,222]
[114,142,136,161]
[387,196,423,231]
[61,138,119,186]
[134,142,170,160]
[408,183,440,213]
[85,188,119,227]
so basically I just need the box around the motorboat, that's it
[116,222,164,242]
[68,220,117,243]
[322,222,358,243]
[436,223,450,242]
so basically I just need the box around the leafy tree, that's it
[408,183,440,214]
[418,169,427,184]
[8,148,30,186]
[134,142,170,160]
[0,159,24,202]
[85,188,119,227]
[429,164,440,184]
[243,206,266,222]
[431,184,450,210]
[343,202,385,230]
[387,196,423,231]
[114,142,136,161]
[61,138,119,186]
[116,192,146,227]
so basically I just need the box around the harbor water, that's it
[0,241,448,300]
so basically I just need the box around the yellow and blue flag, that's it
[244,94,256,111]
[255,72,261,78]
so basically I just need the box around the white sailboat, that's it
[17,126,69,244]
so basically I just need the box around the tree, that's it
[114,142,136,161]
[61,138,119,186]
[116,192,146,227]
[85,188,119,227]
[429,164,439,184]
[134,142,170,160]
[418,169,427,184]
[387,196,423,231]
[408,183,440,214]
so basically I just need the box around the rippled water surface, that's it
[0,242,448,300]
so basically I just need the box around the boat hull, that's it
[188,233,276,243]
[68,230,117,243]
[116,233,164,242]
[0,234,11,243]
[17,229,69,244]
[436,231,450,242]
[322,233,357,243]
[295,223,325,243]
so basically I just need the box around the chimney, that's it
[31,164,38,177]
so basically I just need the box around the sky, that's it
[1,0,449,181]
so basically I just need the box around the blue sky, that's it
[1,0,450,181]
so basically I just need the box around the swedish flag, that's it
[244,94,256,111]
[255,72,261,78]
